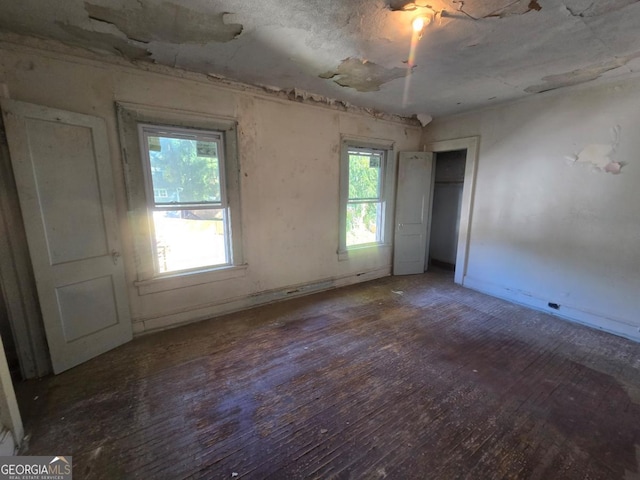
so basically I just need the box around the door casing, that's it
[392,137,479,282]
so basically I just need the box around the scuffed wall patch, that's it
[84,1,243,44]
[525,52,640,93]
[564,0,640,17]
[57,23,151,60]
[320,58,407,92]
[566,125,626,174]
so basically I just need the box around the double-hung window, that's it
[339,139,395,257]
[116,103,243,293]
[139,125,229,274]
[346,148,385,246]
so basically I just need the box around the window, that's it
[116,103,244,292]
[346,148,384,246]
[339,139,395,257]
[139,125,230,274]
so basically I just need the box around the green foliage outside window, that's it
[347,152,383,245]
[149,137,221,204]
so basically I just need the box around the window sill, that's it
[338,243,391,261]
[134,264,248,295]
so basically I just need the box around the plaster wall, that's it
[423,79,640,341]
[0,43,421,334]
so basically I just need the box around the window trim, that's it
[338,136,396,259]
[116,102,244,293]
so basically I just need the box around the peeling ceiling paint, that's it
[56,22,151,59]
[564,0,640,17]
[320,58,408,92]
[1,0,640,118]
[525,52,640,93]
[84,1,243,44]
[452,0,542,19]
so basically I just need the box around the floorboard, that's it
[16,271,640,479]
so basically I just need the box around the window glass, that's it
[141,126,229,274]
[152,209,227,273]
[345,147,386,248]
[348,151,382,200]
[147,135,222,204]
[346,202,382,247]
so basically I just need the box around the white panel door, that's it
[1,99,132,374]
[393,152,434,275]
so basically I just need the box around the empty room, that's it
[0,0,639,478]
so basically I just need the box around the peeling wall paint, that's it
[320,58,408,92]
[422,78,640,342]
[525,52,640,94]
[566,125,625,174]
[84,1,243,44]
[0,44,422,333]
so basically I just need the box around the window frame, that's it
[138,124,231,274]
[116,103,245,294]
[338,137,396,259]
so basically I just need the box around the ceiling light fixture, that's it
[412,16,426,32]
[411,14,431,38]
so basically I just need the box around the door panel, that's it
[1,99,132,374]
[393,152,434,275]
[57,276,119,342]
[26,119,110,264]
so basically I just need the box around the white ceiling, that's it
[1,0,640,119]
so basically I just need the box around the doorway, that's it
[423,137,479,285]
[426,149,466,272]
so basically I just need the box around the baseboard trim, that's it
[462,275,640,343]
[132,267,391,335]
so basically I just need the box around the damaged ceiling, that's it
[1,0,640,118]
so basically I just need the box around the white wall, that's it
[423,79,640,342]
[0,41,421,334]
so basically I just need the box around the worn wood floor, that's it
[17,271,640,479]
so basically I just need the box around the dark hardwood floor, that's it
[16,271,640,479]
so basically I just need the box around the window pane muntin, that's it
[141,126,226,207]
[348,149,384,201]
